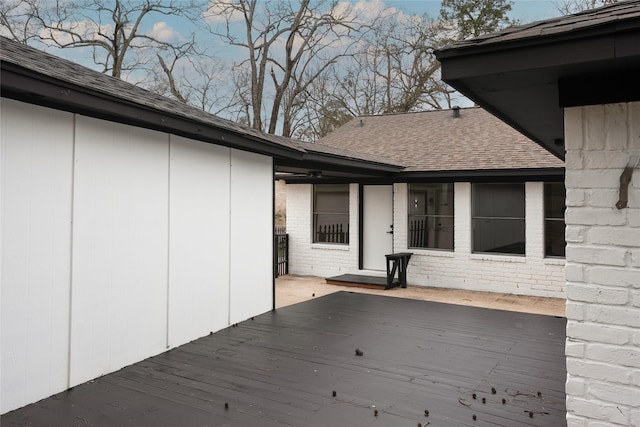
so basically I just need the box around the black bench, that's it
[385,252,412,289]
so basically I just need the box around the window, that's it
[408,183,454,250]
[313,184,349,244]
[544,182,566,257]
[472,183,525,255]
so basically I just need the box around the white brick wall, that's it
[564,102,640,426]
[286,183,359,277]
[287,180,565,298]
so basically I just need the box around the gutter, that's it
[1,65,305,161]
[435,6,640,60]
[300,152,404,173]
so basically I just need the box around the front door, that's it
[362,185,393,271]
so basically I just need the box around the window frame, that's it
[471,182,526,256]
[407,183,454,251]
[544,182,566,258]
[312,184,350,245]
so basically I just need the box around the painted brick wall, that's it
[564,102,640,427]
[287,183,360,277]
[397,182,565,298]
[287,181,565,298]
[275,179,287,227]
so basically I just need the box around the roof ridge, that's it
[492,0,639,33]
[355,105,481,119]
[437,0,640,53]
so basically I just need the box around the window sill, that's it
[407,249,455,258]
[312,243,350,251]
[543,257,565,266]
[470,253,526,263]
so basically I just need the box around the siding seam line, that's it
[228,149,232,326]
[67,113,77,388]
[166,136,171,349]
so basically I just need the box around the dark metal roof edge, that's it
[396,167,565,181]
[435,79,566,160]
[280,167,565,184]
[300,152,404,173]
[435,7,640,59]
[1,62,305,161]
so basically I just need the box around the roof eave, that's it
[301,152,403,172]
[275,153,403,182]
[279,166,565,184]
[1,63,305,161]
[434,11,640,60]
[396,167,565,182]
[435,14,640,161]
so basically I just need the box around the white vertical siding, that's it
[168,136,231,347]
[1,100,276,413]
[564,102,640,427]
[70,116,169,386]
[1,100,74,412]
[229,149,273,324]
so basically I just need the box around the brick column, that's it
[564,102,640,426]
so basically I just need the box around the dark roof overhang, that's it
[1,57,402,178]
[279,166,564,184]
[1,62,303,160]
[396,167,565,183]
[275,153,404,181]
[1,37,568,183]
[435,2,640,160]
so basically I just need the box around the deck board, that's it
[2,292,566,426]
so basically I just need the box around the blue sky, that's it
[385,0,560,21]
[26,0,565,67]
[12,0,566,115]
[180,0,564,62]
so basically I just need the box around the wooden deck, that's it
[2,292,567,426]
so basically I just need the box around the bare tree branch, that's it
[553,0,616,14]
[206,0,369,135]
[0,0,42,43]
[17,0,199,79]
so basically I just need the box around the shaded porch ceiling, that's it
[435,2,640,160]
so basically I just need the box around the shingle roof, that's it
[434,1,640,160]
[0,36,300,152]
[0,38,562,176]
[0,36,402,175]
[316,107,564,172]
[438,0,640,51]
[290,139,406,167]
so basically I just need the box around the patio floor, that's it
[2,292,566,426]
[276,274,566,317]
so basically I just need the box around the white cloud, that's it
[38,19,182,47]
[334,0,402,23]
[203,0,245,24]
[148,21,180,43]
[38,20,109,45]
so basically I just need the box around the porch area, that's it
[3,289,566,426]
[283,274,565,317]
